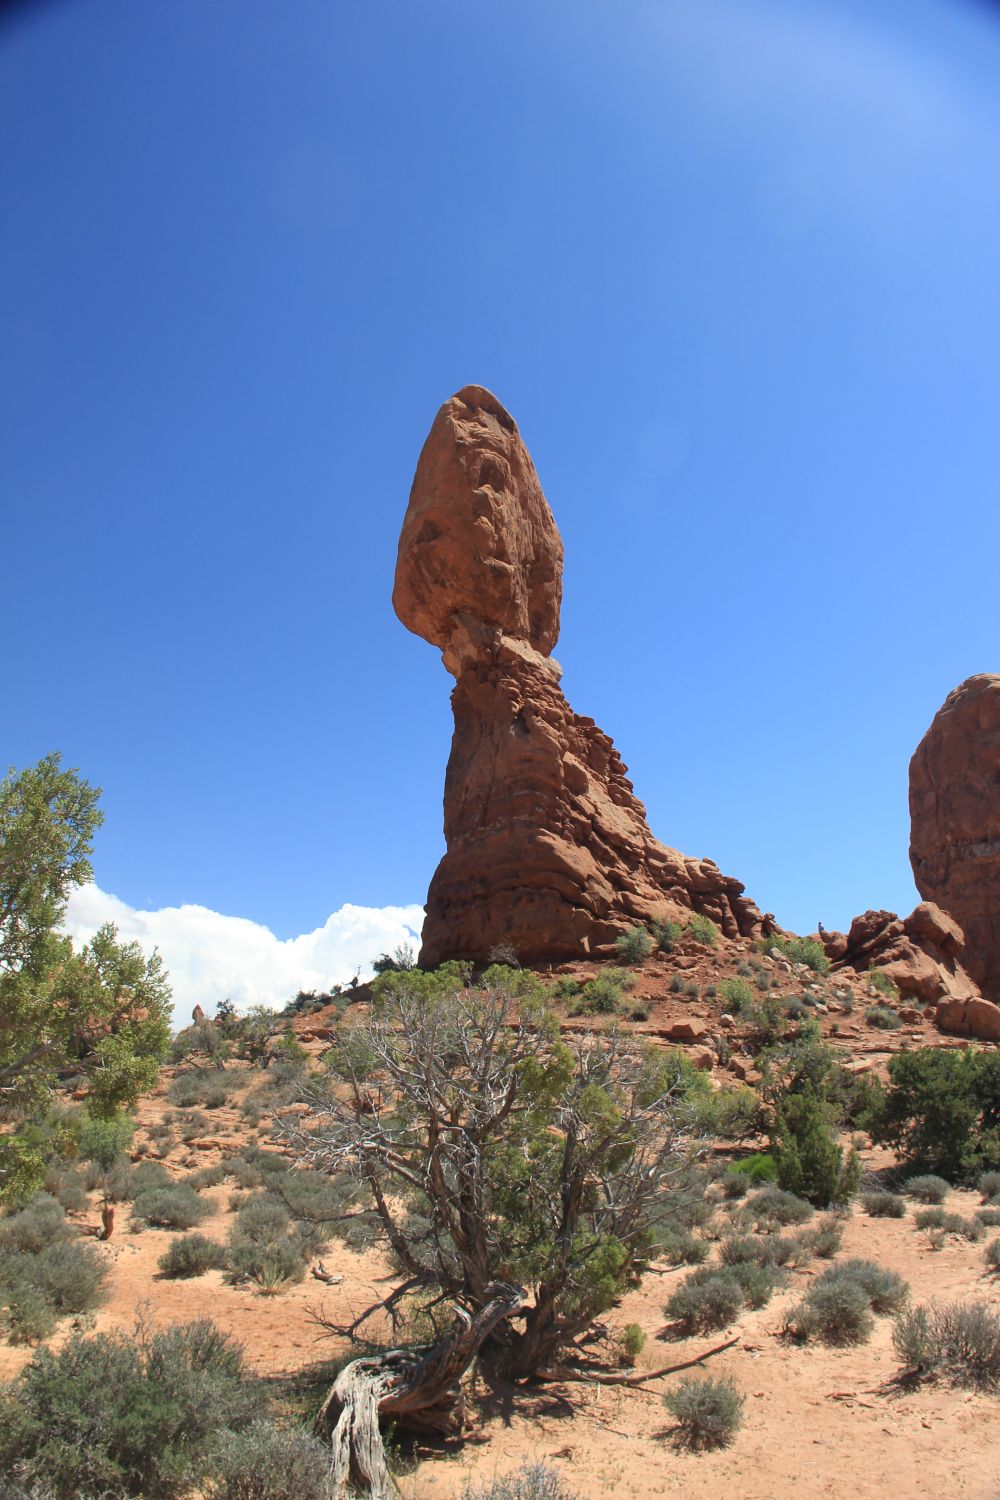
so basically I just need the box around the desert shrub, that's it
[938,1213,984,1242]
[744,1186,813,1229]
[868,1049,1000,1183]
[686,914,718,948]
[977,1207,1000,1228]
[131,1181,209,1231]
[167,1071,234,1109]
[726,1260,778,1308]
[570,977,622,1016]
[867,968,898,998]
[620,1322,646,1362]
[866,1005,902,1031]
[719,1232,794,1269]
[701,1087,765,1144]
[984,1238,1000,1272]
[657,1227,710,1266]
[0,1318,267,1497]
[904,1174,950,1204]
[127,1159,172,1195]
[816,1259,908,1315]
[89,1156,132,1201]
[663,1375,743,1450]
[893,1300,1000,1389]
[205,1421,336,1500]
[785,999,807,1022]
[771,1086,859,1208]
[720,1167,750,1200]
[158,1233,227,1279]
[668,974,685,994]
[550,977,581,1001]
[802,1216,844,1259]
[860,1191,906,1218]
[914,1206,946,1230]
[176,1111,211,1144]
[78,1110,134,1170]
[665,1271,743,1332]
[652,919,682,953]
[628,1000,650,1021]
[717,977,754,1016]
[187,1163,226,1190]
[225,1196,305,1292]
[977,1170,1000,1202]
[729,1152,776,1187]
[460,1462,579,1500]
[0,1195,72,1255]
[786,1278,874,1346]
[764,935,829,973]
[614,926,653,964]
[41,1164,88,1213]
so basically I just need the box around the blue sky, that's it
[4,0,1000,1010]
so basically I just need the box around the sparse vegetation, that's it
[867,1048,1000,1183]
[786,1257,908,1346]
[717,976,754,1015]
[460,1463,579,1500]
[904,1174,950,1204]
[766,935,829,974]
[893,1300,1000,1389]
[867,967,899,998]
[686,913,718,947]
[663,1375,744,1450]
[865,1005,902,1030]
[665,1270,743,1333]
[158,1233,228,1279]
[614,926,654,963]
[860,1191,906,1218]
[205,1422,337,1500]
[131,1180,210,1231]
[651,919,682,953]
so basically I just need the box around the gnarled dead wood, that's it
[315,1280,526,1499]
[535,1333,739,1389]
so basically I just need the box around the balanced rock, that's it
[910,674,1000,1000]
[393,385,766,965]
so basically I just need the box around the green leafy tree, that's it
[0,754,171,1200]
[281,973,707,1380]
[771,1085,859,1207]
[868,1048,1000,1183]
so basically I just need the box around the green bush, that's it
[42,1164,88,1213]
[914,1207,946,1230]
[158,1234,228,1279]
[665,1271,742,1333]
[729,1153,777,1186]
[904,1174,950,1204]
[720,1167,750,1200]
[657,1227,710,1266]
[719,1232,792,1270]
[686,914,718,948]
[205,1421,336,1500]
[461,1462,579,1500]
[225,1195,306,1292]
[771,1086,859,1207]
[663,1375,744,1450]
[569,977,622,1016]
[187,1163,226,1190]
[0,1196,71,1255]
[621,1322,646,1362]
[651,919,682,953]
[893,1301,1000,1389]
[0,1318,267,1497]
[614,926,653,964]
[868,1049,1000,1183]
[860,1191,906,1218]
[867,968,898,998]
[725,1261,778,1309]
[716,977,754,1015]
[78,1110,134,1170]
[866,1006,902,1031]
[132,1182,210,1231]
[815,1259,908,1315]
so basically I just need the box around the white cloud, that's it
[63,883,425,1027]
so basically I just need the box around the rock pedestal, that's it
[393,386,765,965]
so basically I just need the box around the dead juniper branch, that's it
[316,1280,526,1499]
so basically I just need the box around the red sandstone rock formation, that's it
[393,385,766,966]
[910,674,1000,1002]
[830,902,979,1006]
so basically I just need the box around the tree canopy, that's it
[0,754,171,1199]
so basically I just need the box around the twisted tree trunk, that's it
[315,1281,526,1499]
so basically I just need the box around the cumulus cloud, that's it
[63,883,425,1027]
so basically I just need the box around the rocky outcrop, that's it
[393,385,766,966]
[936,996,1000,1042]
[832,902,979,1006]
[910,674,1000,1000]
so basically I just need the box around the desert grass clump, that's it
[860,1191,906,1219]
[977,1207,1000,1228]
[904,1174,950,1205]
[663,1375,744,1450]
[803,1216,845,1259]
[614,926,654,964]
[652,919,682,954]
[569,976,623,1017]
[158,1234,228,1279]
[460,1462,580,1500]
[658,1227,710,1266]
[205,1420,337,1500]
[718,977,754,1016]
[785,1279,874,1346]
[893,1301,1000,1389]
[865,1005,902,1031]
[867,968,898,998]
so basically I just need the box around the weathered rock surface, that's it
[832,903,979,1006]
[936,995,1000,1042]
[394,385,766,965]
[910,674,1000,1001]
